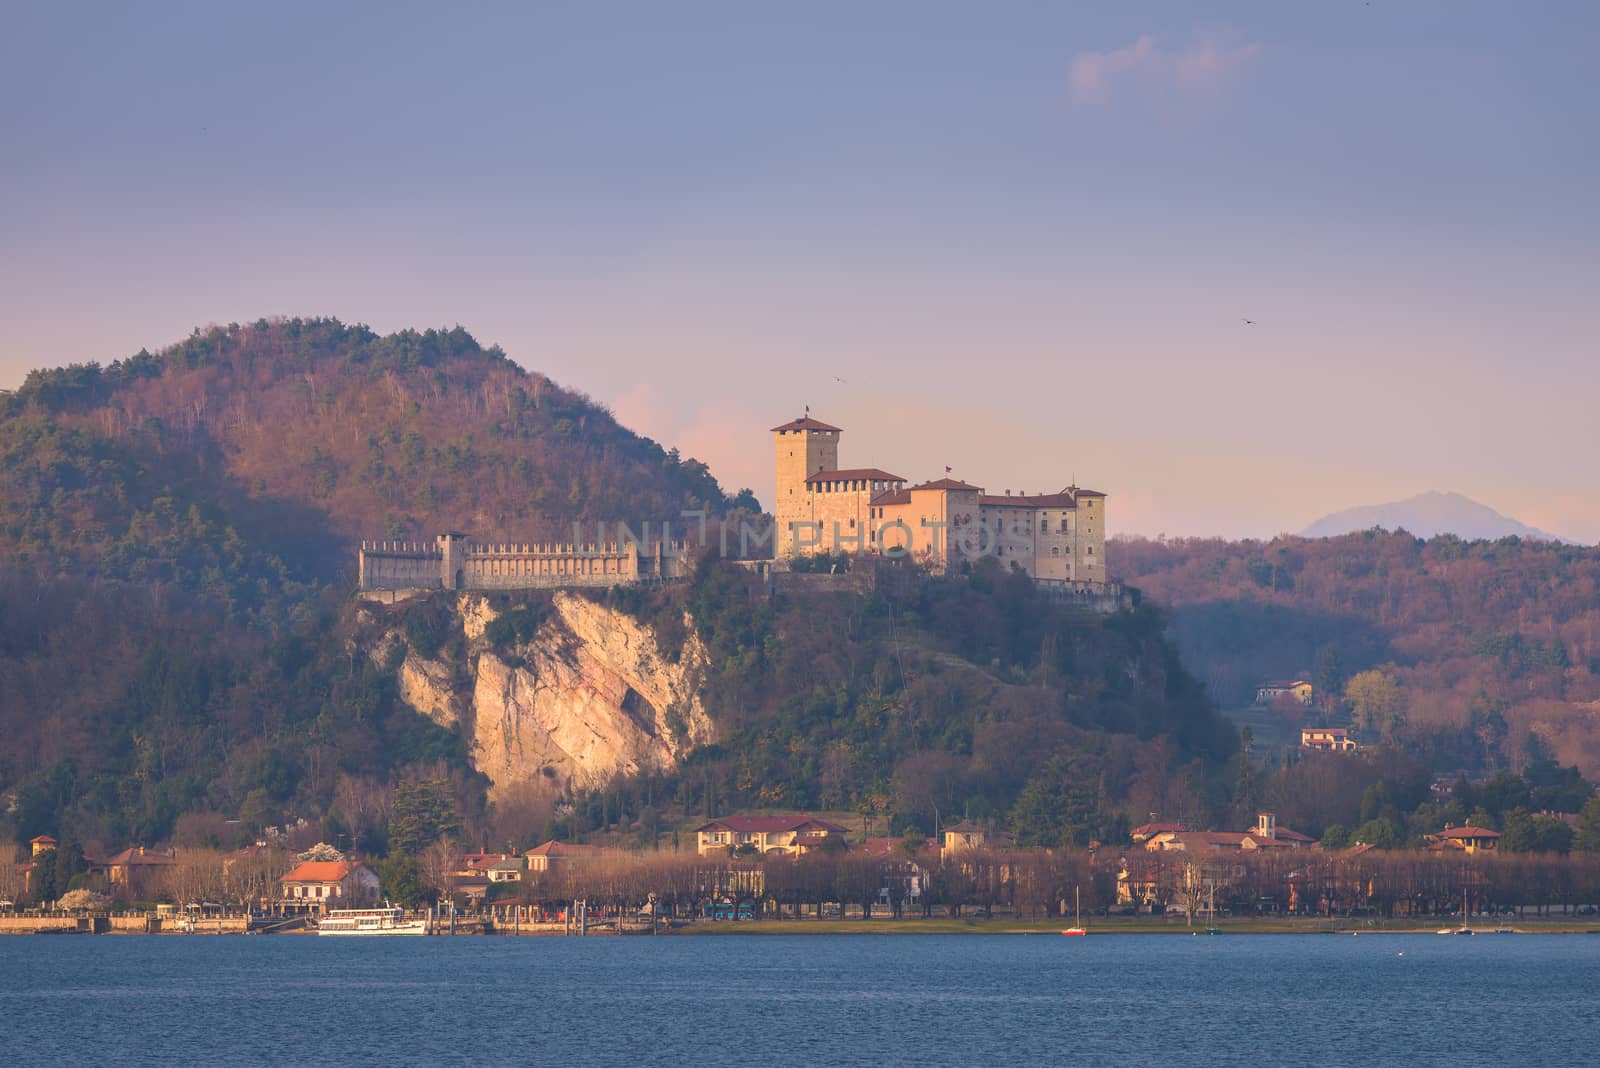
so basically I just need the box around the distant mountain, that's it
[1299,491,1568,543]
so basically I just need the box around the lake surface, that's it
[2,933,1595,1066]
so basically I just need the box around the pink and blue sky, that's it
[2,2,1595,540]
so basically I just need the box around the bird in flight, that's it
[1242,318,1256,325]
[833,376,848,383]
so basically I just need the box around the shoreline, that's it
[6,916,1600,937]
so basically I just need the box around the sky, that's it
[2,2,1596,541]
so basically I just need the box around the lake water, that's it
[2,933,1595,1066]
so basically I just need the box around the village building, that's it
[486,858,526,883]
[1301,727,1358,753]
[939,821,1016,863]
[523,840,615,873]
[278,860,380,914]
[21,836,59,900]
[858,837,930,908]
[770,416,1108,585]
[1257,679,1315,706]
[99,846,177,899]
[695,816,848,857]
[1144,814,1314,853]
[1130,821,1185,844]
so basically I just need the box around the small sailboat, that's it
[1062,885,1087,936]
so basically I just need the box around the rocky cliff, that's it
[372,592,715,800]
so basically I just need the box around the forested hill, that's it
[1113,531,1600,776]
[0,318,752,612]
[0,318,1239,860]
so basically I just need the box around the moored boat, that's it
[317,906,427,936]
[1061,886,1087,936]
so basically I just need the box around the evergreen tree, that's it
[1574,797,1600,854]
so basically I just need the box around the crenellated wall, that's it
[359,541,445,590]
[358,534,693,593]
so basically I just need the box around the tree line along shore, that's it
[8,839,1600,935]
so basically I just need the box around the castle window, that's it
[1087,546,1094,555]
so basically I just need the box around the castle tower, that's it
[438,531,470,590]
[771,416,840,556]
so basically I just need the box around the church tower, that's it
[771,416,841,556]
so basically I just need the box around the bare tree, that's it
[419,837,460,906]
[0,845,24,904]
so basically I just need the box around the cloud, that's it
[1068,32,1263,104]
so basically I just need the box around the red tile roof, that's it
[282,860,357,883]
[30,835,57,846]
[978,487,1106,508]
[805,468,906,485]
[871,490,911,506]
[524,841,611,858]
[455,851,512,870]
[771,417,842,433]
[1437,825,1501,840]
[697,816,849,835]
[910,478,982,492]
[1131,822,1184,839]
[103,847,176,868]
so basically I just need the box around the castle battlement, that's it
[357,533,693,594]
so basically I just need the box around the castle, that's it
[356,414,1109,595]
[771,415,1107,586]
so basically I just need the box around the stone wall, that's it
[359,541,444,590]
[358,535,693,593]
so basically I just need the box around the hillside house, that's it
[940,822,1016,862]
[1430,823,1501,855]
[695,816,848,856]
[1301,727,1357,753]
[1257,680,1314,706]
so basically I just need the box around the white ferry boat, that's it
[317,906,427,936]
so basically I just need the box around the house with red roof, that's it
[1144,814,1315,854]
[695,815,848,856]
[1130,821,1185,844]
[99,846,177,900]
[523,840,617,873]
[1300,727,1357,753]
[1429,822,1500,855]
[279,859,379,914]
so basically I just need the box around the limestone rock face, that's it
[398,652,460,728]
[389,592,714,799]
